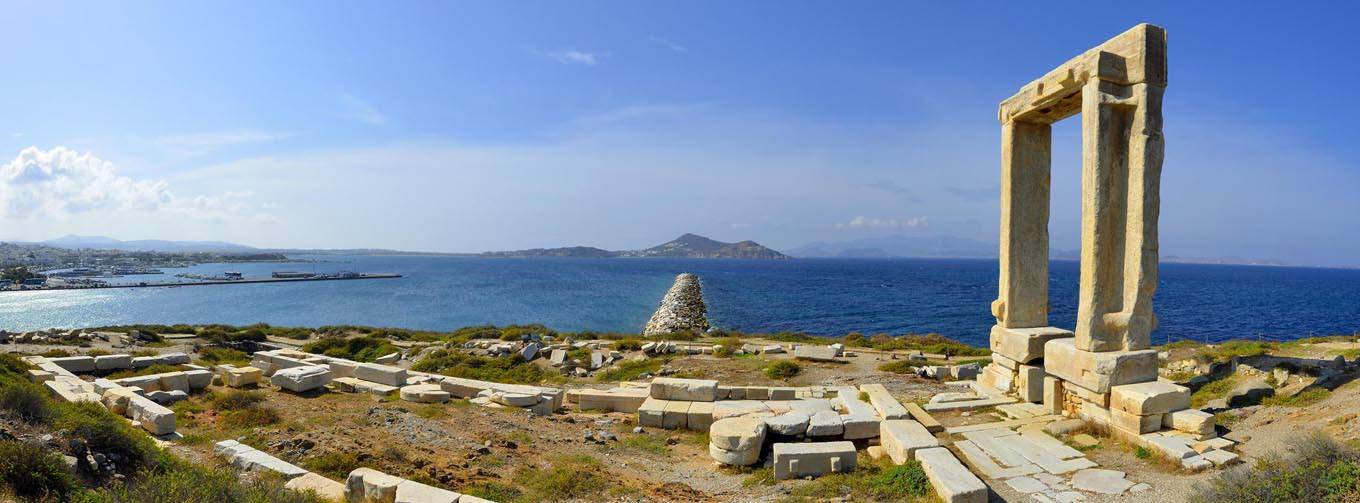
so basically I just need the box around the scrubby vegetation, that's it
[595,358,664,382]
[196,347,252,366]
[775,458,932,502]
[302,335,401,362]
[764,360,801,379]
[412,349,556,384]
[1195,434,1360,502]
[211,390,281,428]
[0,440,79,500]
[1191,376,1239,407]
[1262,387,1332,407]
[105,363,186,380]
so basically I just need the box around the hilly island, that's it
[474,233,789,259]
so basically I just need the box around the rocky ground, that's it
[7,327,1360,502]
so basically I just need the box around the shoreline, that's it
[2,273,402,293]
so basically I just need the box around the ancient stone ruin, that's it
[974,23,1229,468]
[643,273,709,335]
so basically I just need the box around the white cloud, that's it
[0,146,272,223]
[648,36,687,53]
[547,49,598,66]
[838,216,929,229]
[339,92,387,125]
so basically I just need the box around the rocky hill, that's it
[477,233,788,259]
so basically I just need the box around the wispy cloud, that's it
[155,130,290,157]
[545,49,598,66]
[339,92,387,125]
[837,216,929,230]
[648,36,687,53]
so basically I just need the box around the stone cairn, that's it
[643,273,709,336]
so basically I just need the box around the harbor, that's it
[0,271,402,292]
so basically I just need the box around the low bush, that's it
[1263,387,1331,407]
[54,402,161,475]
[0,440,78,500]
[510,454,612,502]
[76,461,327,503]
[301,451,360,480]
[764,360,801,380]
[196,347,251,366]
[40,348,73,358]
[595,359,663,382]
[1191,376,1238,407]
[302,336,400,362]
[611,339,643,352]
[878,360,915,374]
[0,383,54,424]
[1195,434,1360,502]
[106,364,184,380]
[785,457,932,501]
[412,350,554,384]
[221,407,281,429]
[211,390,266,411]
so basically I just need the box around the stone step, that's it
[916,447,989,503]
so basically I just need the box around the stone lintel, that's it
[1109,380,1189,415]
[990,325,1074,364]
[1042,338,1156,393]
[998,24,1167,125]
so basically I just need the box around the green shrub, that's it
[412,350,554,384]
[1191,377,1238,407]
[86,349,113,357]
[713,337,742,358]
[211,390,266,411]
[0,440,78,500]
[221,407,281,429]
[197,347,251,366]
[611,339,643,352]
[764,360,801,380]
[866,461,930,498]
[55,402,161,474]
[0,383,54,424]
[302,336,399,362]
[106,364,184,380]
[878,361,915,374]
[1263,387,1332,407]
[595,359,663,382]
[76,462,327,503]
[511,454,611,502]
[1195,434,1360,502]
[40,348,72,358]
[301,451,360,479]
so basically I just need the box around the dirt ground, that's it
[13,334,1360,502]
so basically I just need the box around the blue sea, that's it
[2,256,1358,347]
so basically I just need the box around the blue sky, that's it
[1,2,1357,266]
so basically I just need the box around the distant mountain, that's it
[788,235,1000,259]
[623,233,788,259]
[38,235,259,253]
[477,234,789,259]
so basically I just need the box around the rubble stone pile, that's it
[643,273,709,336]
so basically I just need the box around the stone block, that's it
[859,384,910,420]
[572,388,649,413]
[662,400,691,430]
[1164,408,1214,437]
[979,363,1015,392]
[1043,376,1063,415]
[184,369,213,389]
[345,467,402,503]
[158,353,191,365]
[271,365,332,392]
[916,446,987,503]
[399,384,450,403]
[794,345,840,362]
[225,366,263,388]
[490,392,539,408]
[1110,380,1190,415]
[841,414,880,440]
[650,377,718,402]
[327,359,358,379]
[744,386,770,400]
[354,363,408,387]
[709,443,760,466]
[1111,409,1161,435]
[991,352,1020,371]
[687,401,715,431]
[1193,437,1234,453]
[1017,365,1044,403]
[331,377,398,396]
[127,395,175,435]
[394,479,461,503]
[229,447,308,479]
[49,356,96,373]
[1043,338,1157,393]
[94,354,133,371]
[710,417,767,452]
[27,369,53,384]
[638,397,667,428]
[772,441,857,480]
[903,402,944,433]
[764,411,811,436]
[880,419,939,465]
[1139,433,1197,459]
[286,472,346,501]
[807,410,844,437]
[158,372,192,393]
[1201,449,1239,467]
[991,325,1074,364]
[769,387,796,400]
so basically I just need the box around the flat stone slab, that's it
[806,410,844,437]
[859,384,910,420]
[764,412,812,436]
[924,397,1016,412]
[285,472,345,501]
[794,345,841,362]
[1071,468,1133,495]
[710,417,767,452]
[945,414,1060,434]
[650,377,718,402]
[1005,476,1048,494]
[1110,380,1190,415]
[904,402,944,433]
[955,440,1043,480]
[1201,449,1240,466]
